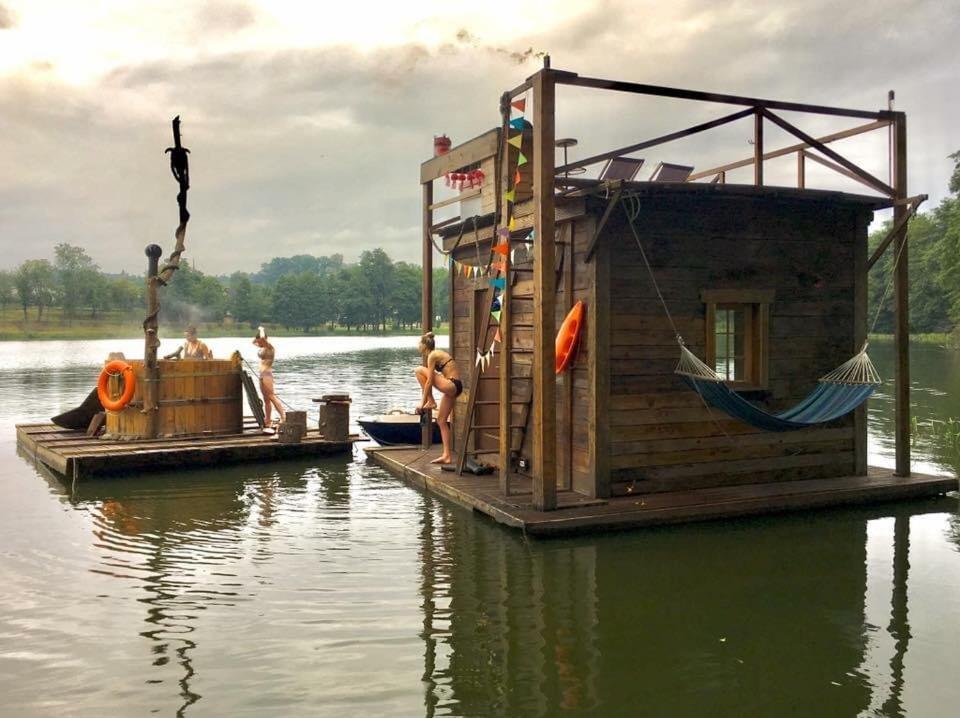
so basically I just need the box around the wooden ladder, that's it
[455,257,541,478]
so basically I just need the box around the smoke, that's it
[453,28,546,65]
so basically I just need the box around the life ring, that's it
[555,301,585,374]
[97,360,137,412]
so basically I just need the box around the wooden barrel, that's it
[316,394,351,442]
[104,359,243,439]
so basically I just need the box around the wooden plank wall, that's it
[604,193,871,494]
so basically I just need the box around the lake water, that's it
[0,336,957,716]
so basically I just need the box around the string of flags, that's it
[472,93,531,375]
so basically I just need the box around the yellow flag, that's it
[507,134,523,149]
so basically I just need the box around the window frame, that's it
[701,289,774,391]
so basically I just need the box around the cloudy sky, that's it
[0,0,956,275]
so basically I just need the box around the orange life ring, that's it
[97,360,137,412]
[555,300,585,374]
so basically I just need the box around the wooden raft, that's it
[365,445,957,536]
[16,421,357,481]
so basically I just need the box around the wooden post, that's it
[421,180,434,449]
[498,94,513,496]
[754,109,764,186]
[853,211,868,475]
[892,112,910,476]
[531,68,557,511]
[797,151,806,188]
[143,244,163,439]
[560,222,574,491]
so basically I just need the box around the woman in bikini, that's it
[253,326,286,430]
[163,325,212,360]
[414,331,462,465]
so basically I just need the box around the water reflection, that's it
[48,458,353,716]
[414,500,956,717]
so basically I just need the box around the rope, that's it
[867,200,917,337]
[240,356,316,422]
[622,194,683,345]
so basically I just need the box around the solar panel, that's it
[649,162,694,182]
[598,157,645,181]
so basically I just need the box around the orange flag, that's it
[511,98,526,112]
[514,168,522,186]
[493,243,509,255]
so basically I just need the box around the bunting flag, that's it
[473,266,481,278]
[498,227,510,239]
[517,152,528,166]
[491,309,502,322]
[514,168,522,186]
[511,98,526,112]
[492,243,509,256]
[504,188,515,203]
[509,117,525,131]
[489,341,495,358]
[508,216,516,231]
[507,134,523,149]
[494,327,502,343]
[510,248,516,263]
[489,277,505,289]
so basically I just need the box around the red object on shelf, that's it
[434,135,452,156]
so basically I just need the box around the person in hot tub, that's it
[164,325,213,360]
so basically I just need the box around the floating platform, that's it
[16,421,357,481]
[365,446,958,536]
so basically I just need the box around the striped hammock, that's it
[675,344,879,432]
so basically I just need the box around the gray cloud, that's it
[0,0,956,275]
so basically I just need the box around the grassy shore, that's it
[0,307,440,341]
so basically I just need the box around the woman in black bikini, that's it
[414,331,462,465]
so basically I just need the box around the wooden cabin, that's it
[366,62,954,529]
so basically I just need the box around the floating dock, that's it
[17,421,356,481]
[365,446,957,536]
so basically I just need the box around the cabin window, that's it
[701,290,774,390]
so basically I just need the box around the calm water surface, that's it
[0,336,957,717]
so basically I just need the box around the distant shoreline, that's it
[0,323,446,342]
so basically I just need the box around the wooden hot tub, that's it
[104,359,243,439]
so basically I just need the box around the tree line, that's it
[3,151,958,337]
[0,246,450,333]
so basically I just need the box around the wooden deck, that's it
[16,421,356,480]
[365,446,958,536]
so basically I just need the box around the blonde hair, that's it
[419,331,435,352]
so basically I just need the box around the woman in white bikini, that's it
[253,326,285,429]
[414,331,462,465]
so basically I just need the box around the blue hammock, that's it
[676,345,879,432]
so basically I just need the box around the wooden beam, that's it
[687,119,889,181]
[556,107,755,175]
[561,221,575,491]
[584,182,623,261]
[853,209,868,475]
[802,150,882,193]
[531,69,557,511]
[420,128,499,184]
[498,93,513,497]
[892,113,909,476]
[557,73,890,120]
[590,225,611,498]
[866,195,926,270]
[421,180,433,449]
[761,109,895,196]
[754,110,764,186]
[797,151,806,188]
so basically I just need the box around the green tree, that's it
[229,272,273,327]
[110,277,143,314]
[54,243,100,319]
[359,248,395,331]
[433,266,450,324]
[336,266,373,331]
[390,261,421,329]
[14,259,56,320]
[0,270,14,313]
